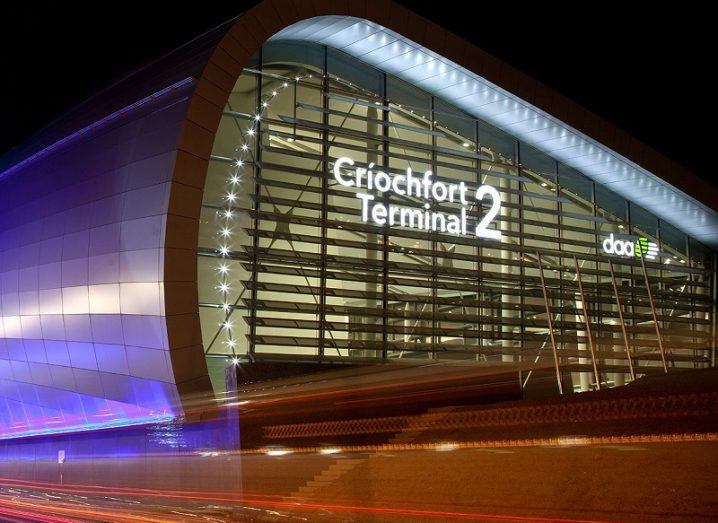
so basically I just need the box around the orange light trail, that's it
[0,497,178,523]
[0,477,606,522]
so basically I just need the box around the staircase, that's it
[289,458,365,499]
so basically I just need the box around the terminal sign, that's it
[333,157,502,240]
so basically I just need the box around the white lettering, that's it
[401,207,424,229]
[334,156,503,242]
[392,175,406,195]
[356,193,374,221]
[432,181,448,202]
[333,157,354,186]
[423,170,433,199]
[374,171,391,192]
[371,203,388,225]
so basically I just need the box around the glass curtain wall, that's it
[197,42,716,393]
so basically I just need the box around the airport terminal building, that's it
[1,0,716,439]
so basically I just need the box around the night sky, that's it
[0,2,713,182]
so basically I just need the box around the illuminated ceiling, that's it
[271,16,718,247]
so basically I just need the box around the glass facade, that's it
[198,42,716,393]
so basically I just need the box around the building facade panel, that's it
[0,81,202,438]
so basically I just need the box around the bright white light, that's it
[555,436,588,447]
[223,303,230,311]
[234,159,244,167]
[247,128,255,136]
[283,82,288,87]
[226,193,237,202]
[219,283,230,292]
[219,246,229,256]
[319,448,341,455]
[262,101,268,108]
[231,357,240,364]
[230,175,240,184]
[254,114,261,121]
[223,320,233,329]
[224,210,233,218]
[462,142,470,147]
[271,90,277,96]
[221,227,231,237]
[540,182,547,187]
[266,449,292,456]
[218,264,229,274]
[286,137,295,142]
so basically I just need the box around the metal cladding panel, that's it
[0,82,197,439]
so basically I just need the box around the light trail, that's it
[0,502,81,523]
[0,479,607,523]
[0,495,178,523]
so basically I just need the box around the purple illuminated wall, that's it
[0,80,210,438]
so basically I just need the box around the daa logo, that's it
[602,233,658,260]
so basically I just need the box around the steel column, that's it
[608,259,636,381]
[639,255,669,373]
[536,252,563,394]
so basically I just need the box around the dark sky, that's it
[0,2,713,182]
